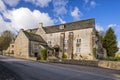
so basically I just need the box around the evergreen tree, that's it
[102,27,118,57]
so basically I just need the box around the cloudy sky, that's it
[0,0,120,50]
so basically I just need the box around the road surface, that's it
[0,55,120,80]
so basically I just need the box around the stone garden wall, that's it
[48,59,120,70]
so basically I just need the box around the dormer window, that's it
[59,25,64,30]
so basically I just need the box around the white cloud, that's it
[52,0,68,16]
[0,7,54,33]
[24,0,51,7]
[108,24,117,28]
[90,1,96,8]
[95,24,104,31]
[71,7,82,20]
[58,17,66,24]
[3,0,20,7]
[0,0,54,33]
[83,0,89,4]
[6,7,54,30]
[0,0,6,12]
[0,15,13,33]
[83,0,97,10]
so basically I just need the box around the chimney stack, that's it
[38,23,43,28]
[20,28,24,31]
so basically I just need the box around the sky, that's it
[0,0,120,51]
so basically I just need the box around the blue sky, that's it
[0,0,120,50]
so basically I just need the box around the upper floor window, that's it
[59,25,64,30]
[70,32,73,35]
[64,40,68,44]
[77,39,81,44]
[48,41,52,45]
[34,44,38,50]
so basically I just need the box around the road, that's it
[0,55,120,80]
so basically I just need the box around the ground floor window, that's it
[76,47,80,53]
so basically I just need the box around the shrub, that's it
[40,48,47,60]
[62,54,67,59]
[114,57,120,61]
[107,56,120,61]
[107,56,115,61]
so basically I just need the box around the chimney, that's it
[27,29,32,32]
[20,28,24,31]
[38,23,43,28]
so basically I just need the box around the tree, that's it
[0,30,14,51]
[96,30,104,44]
[102,27,118,57]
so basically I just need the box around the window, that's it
[59,25,64,30]
[77,39,81,44]
[11,45,14,48]
[11,50,14,54]
[70,32,73,35]
[64,40,68,44]
[50,33,52,36]
[64,49,67,53]
[34,44,38,50]
[19,52,22,56]
[48,41,51,45]
[76,47,80,53]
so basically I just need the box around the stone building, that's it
[3,40,14,56]
[14,29,48,59]
[13,18,98,60]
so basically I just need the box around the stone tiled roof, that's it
[23,31,47,44]
[43,18,95,33]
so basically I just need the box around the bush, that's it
[107,56,120,61]
[62,54,67,59]
[107,56,115,61]
[114,57,120,61]
[40,48,47,60]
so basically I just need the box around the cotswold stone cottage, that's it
[14,18,98,60]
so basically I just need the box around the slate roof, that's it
[23,31,47,44]
[43,18,95,33]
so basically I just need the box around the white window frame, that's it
[48,41,52,45]
[64,40,68,44]
[76,47,80,53]
[34,44,38,50]
[77,39,81,44]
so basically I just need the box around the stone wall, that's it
[49,59,98,67]
[98,60,120,70]
[14,30,29,59]
[48,59,120,70]
[29,41,40,57]
[45,28,95,60]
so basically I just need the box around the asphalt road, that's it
[0,55,120,80]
